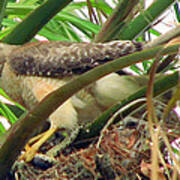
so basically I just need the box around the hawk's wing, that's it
[8,41,143,78]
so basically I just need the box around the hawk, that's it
[0,40,146,162]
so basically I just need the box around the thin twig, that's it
[96,98,146,149]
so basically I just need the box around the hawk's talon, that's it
[19,128,57,162]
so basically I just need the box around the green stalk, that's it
[94,0,139,42]
[78,72,179,139]
[0,0,8,26]
[118,0,176,40]
[174,2,180,22]
[2,0,72,44]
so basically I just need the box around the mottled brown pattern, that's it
[8,41,143,78]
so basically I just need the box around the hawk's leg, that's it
[19,94,79,162]
[19,127,57,162]
[19,125,79,162]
